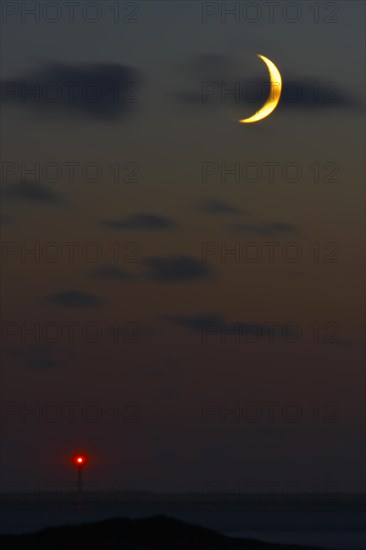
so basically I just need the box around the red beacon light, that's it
[74,454,86,466]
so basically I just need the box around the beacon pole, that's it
[73,454,86,494]
[77,463,83,492]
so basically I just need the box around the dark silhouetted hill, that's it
[0,515,325,549]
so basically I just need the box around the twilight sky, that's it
[0,1,365,494]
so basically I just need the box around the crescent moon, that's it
[239,54,282,124]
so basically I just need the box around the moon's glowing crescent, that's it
[239,54,282,124]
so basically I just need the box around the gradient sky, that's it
[0,1,365,494]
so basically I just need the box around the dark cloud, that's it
[174,54,357,111]
[232,221,297,236]
[1,182,67,206]
[199,198,240,215]
[45,290,103,308]
[278,77,356,111]
[101,213,176,230]
[1,63,141,120]
[144,256,214,283]
[164,312,300,340]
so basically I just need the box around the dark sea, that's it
[0,500,365,549]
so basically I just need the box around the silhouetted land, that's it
[0,515,325,549]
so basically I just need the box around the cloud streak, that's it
[174,54,357,111]
[101,213,176,231]
[2,182,67,206]
[144,256,214,283]
[1,62,141,120]
[198,198,240,215]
